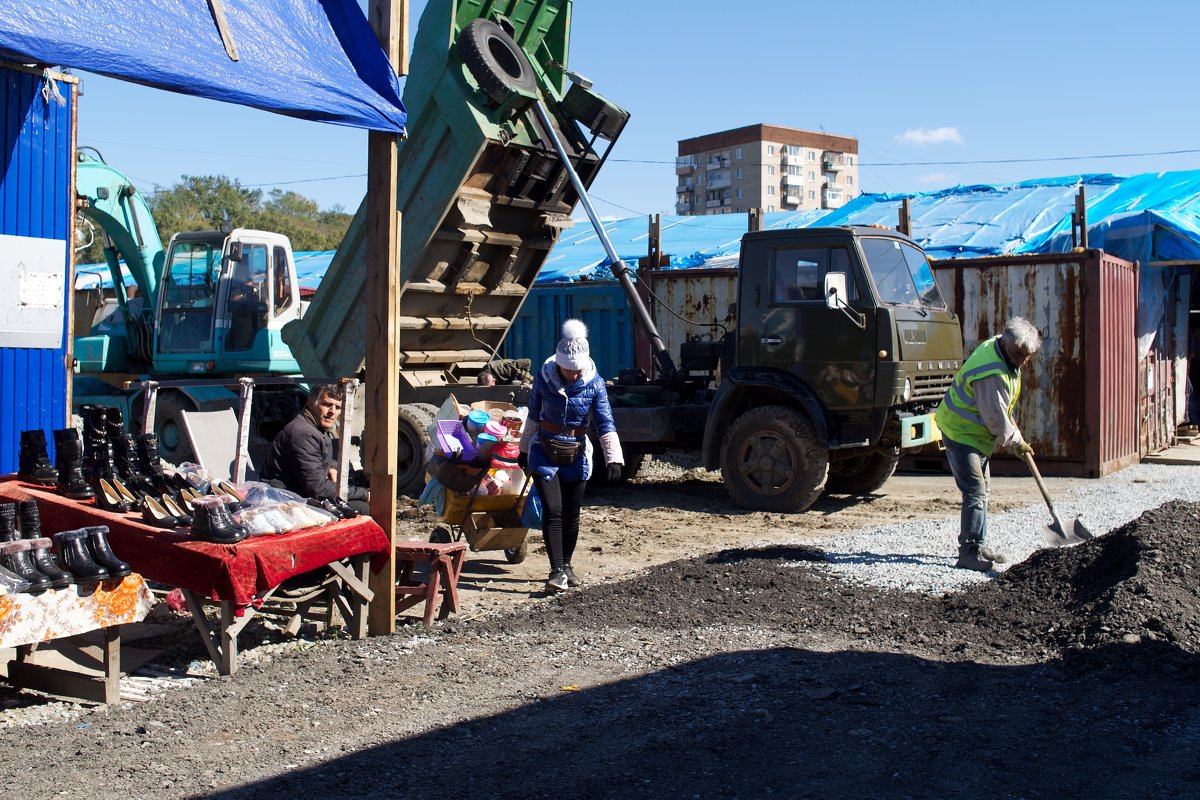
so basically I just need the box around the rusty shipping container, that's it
[647,267,738,378]
[931,250,1138,477]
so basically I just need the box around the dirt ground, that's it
[2,459,1198,800]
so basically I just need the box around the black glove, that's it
[606,462,623,483]
[517,451,528,472]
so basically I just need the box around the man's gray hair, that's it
[1002,317,1042,354]
[307,383,341,403]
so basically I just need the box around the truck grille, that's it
[911,372,955,403]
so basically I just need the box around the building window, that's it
[847,176,854,186]
[768,205,775,212]
[787,145,800,156]
[768,166,775,176]
[767,145,775,155]
[735,168,743,179]
[787,165,800,176]
[736,188,744,199]
[808,190,815,200]
[808,171,815,181]
[767,185,776,196]
[848,156,854,166]
[808,151,816,161]
[735,147,743,159]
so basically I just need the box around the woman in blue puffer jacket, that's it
[518,319,624,593]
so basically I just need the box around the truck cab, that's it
[702,226,962,511]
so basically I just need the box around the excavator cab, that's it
[152,229,302,375]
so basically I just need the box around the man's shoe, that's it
[563,564,581,588]
[545,570,569,593]
[954,544,995,573]
[978,546,1008,564]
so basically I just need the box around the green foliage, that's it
[143,175,353,254]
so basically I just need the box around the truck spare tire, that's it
[720,405,828,513]
[457,18,537,106]
[396,403,436,498]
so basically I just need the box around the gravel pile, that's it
[792,462,1200,594]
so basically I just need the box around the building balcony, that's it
[706,157,730,171]
[676,155,697,173]
[822,152,845,171]
[821,187,844,207]
[707,174,731,190]
[781,151,802,166]
[677,183,693,194]
[676,201,693,213]
[782,173,804,187]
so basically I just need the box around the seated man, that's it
[262,384,370,515]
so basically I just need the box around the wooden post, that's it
[365,0,407,635]
[1075,186,1088,250]
[748,208,763,232]
[898,198,911,237]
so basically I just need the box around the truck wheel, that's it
[720,406,828,513]
[826,451,900,495]
[396,403,436,498]
[620,453,646,482]
[457,18,536,106]
[153,392,196,466]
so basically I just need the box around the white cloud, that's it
[917,171,959,185]
[897,127,963,146]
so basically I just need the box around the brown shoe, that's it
[954,545,995,572]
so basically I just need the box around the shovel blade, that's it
[1043,517,1094,547]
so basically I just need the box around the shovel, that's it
[1020,450,1095,546]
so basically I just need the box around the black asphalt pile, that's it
[492,500,1200,676]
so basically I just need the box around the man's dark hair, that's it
[307,383,341,403]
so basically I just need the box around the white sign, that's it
[0,234,66,348]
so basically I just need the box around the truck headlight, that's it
[903,378,913,402]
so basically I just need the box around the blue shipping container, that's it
[504,282,634,380]
[0,66,75,473]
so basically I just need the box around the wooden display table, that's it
[0,479,391,675]
[0,574,154,703]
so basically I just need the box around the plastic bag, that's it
[0,563,30,594]
[520,482,542,529]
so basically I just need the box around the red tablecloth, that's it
[0,478,390,606]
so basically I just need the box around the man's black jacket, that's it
[261,409,368,501]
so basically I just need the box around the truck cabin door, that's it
[220,239,271,355]
[155,239,222,360]
[741,241,877,414]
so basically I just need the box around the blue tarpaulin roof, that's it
[539,170,1200,281]
[0,0,406,132]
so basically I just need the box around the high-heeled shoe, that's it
[112,477,141,507]
[160,494,192,527]
[178,487,199,512]
[95,477,131,513]
[214,480,243,501]
[140,496,180,529]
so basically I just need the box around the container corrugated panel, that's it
[647,267,738,376]
[504,282,633,379]
[0,67,74,474]
[1134,264,1189,457]
[932,250,1139,477]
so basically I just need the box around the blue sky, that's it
[76,0,1200,220]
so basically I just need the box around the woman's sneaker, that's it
[545,569,569,592]
[563,564,581,588]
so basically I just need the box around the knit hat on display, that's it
[554,319,590,371]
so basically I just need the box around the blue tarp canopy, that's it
[0,0,406,132]
[540,169,1200,281]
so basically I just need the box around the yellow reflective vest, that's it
[934,336,1020,456]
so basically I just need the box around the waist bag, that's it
[542,436,583,465]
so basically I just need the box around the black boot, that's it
[86,526,131,579]
[0,539,52,592]
[954,543,995,572]
[53,428,95,500]
[114,434,155,497]
[51,529,109,584]
[136,433,173,494]
[18,501,72,588]
[0,502,18,543]
[190,498,246,544]
[18,429,58,486]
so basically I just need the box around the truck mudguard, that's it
[701,368,832,471]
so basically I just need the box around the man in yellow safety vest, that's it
[934,317,1042,572]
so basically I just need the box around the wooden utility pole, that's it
[898,198,911,237]
[365,0,407,635]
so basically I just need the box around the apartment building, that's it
[675,124,859,215]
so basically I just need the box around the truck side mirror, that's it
[824,272,848,309]
[824,271,867,330]
[228,241,243,262]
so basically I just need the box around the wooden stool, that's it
[394,541,467,626]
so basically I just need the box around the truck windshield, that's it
[859,237,947,310]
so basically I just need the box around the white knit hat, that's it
[554,319,590,370]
